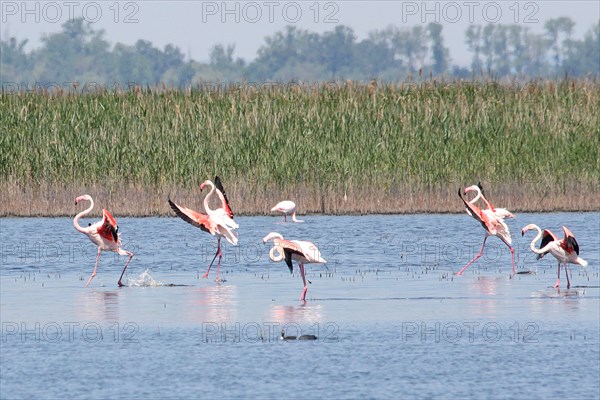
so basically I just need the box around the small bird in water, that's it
[280,329,317,341]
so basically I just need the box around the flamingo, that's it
[73,195,134,287]
[263,232,326,301]
[168,176,238,281]
[457,188,516,275]
[271,200,304,222]
[521,224,588,289]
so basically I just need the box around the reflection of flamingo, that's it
[169,177,238,281]
[263,232,326,301]
[457,188,515,275]
[522,224,588,289]
[271,200,304,222]
[73,195,134,287]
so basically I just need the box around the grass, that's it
[1,79,598,216]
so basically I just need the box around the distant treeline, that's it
[1,17,599,87]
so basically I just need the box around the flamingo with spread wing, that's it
[522,224,588,289]
[73,195,134,287]
[169,176,238,281]
[457,187,515,275]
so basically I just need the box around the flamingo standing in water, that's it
[263,232,326,301]
[73,195,134,287]
[457,187,515,275]
[168,177,238,281]
[271,200,304,222]
[521,224,588,289]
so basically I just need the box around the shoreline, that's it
[1,182,598,217]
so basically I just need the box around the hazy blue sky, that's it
[2,1,599,66]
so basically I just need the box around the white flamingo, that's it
[263,232,326,301]
[271,200,304,222]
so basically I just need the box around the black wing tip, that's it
[214,176,234,217]
[111,226,118,242]
[215,176,225,191]
[477,181,486,196]
[283,249,294,274]
[567,235,580,255]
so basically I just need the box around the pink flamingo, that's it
[522,224,588,289]
[271,200,304,222]
[263,232,326,301]
[457,188,515,275]
[169,177,238,281]
[73,195,134,287]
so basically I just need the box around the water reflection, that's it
[268,303,324,325]
[74,289,120,323]
[186,283,238,324]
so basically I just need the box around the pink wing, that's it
[168,198,212,234]
[98,209,119,243]
[561,226,580,255]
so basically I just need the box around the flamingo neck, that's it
[269,245,285,262]
[203,181,216,214]
[468,187,482,204]
[291,212,304,223]
[469,187,495,211]
[527,225,546,254]
[74,198,94,233]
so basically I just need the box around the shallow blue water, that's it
[1,213,599,399]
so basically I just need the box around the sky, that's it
[1,1,599,66]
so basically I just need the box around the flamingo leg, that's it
[202,237,221,280]
[554,263,561,289]
[85,248,102,287]
[508,245,515,275]
[299,263,308,301]
[565,264,571,289]
[215,238,224,282]
[118,252,134,287]
[457,236,487,275]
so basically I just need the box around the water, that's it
[1,213,599,399]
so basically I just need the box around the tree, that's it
[481,25,495,74]
[545,17,575,72]
[493,25,511,77]
[0,37,30,82]
[389,26,428,75]
[465,25,483,74]
[508,25,528,77]
[317,25,356,78]
[427,23,449,75]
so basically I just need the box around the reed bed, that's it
[1,80,598,216]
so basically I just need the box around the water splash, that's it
[126,269,164,287]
